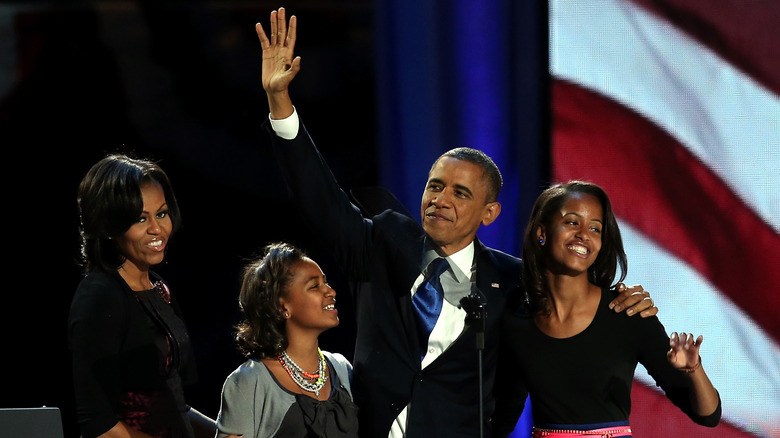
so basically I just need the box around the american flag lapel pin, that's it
[491,282,499,288]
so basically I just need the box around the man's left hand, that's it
[609,283,658,317]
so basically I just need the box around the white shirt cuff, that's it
[268,107,299,140]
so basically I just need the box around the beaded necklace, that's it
[277,348,328,397]
[153,281,171,304]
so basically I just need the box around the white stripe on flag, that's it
[619,220,780,437]
[550,0,780,232]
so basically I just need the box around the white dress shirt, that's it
[390,243,474,438]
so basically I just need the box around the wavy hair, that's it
[521,181,627,316]
[234,242,308,359]
[77,154,181,275]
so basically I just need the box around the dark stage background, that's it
[0,2,546,437]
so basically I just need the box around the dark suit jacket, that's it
[269,119,523,438]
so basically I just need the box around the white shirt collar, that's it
[422,241,475,283]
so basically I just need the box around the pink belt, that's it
[532,426,632,437]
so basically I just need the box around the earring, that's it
[284,312,289,318]
[539,238,545,245]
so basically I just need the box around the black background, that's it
[1,2,374,437]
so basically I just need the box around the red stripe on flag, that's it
[626,0,780,96]
[630,382,757,437]
[551,78,780,343]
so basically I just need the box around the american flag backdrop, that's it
[550,1,780,437]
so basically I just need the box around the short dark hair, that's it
[434,147,503,203]
[77,154,181,274]
[234,242,308,359]
[521,181,627,315]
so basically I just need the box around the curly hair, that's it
[234,242,308,359]
[77,154,181,275]
[521,181,627,316]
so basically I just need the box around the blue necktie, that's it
[412,257,449,359]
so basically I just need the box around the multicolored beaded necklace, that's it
[277,348,328,397]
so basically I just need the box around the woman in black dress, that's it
[69,154,216,438]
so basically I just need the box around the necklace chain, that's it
[277,348,328,397]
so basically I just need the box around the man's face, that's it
[420,157,500,255]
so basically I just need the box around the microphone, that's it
[459,284,489,438]
[459,284,487,350]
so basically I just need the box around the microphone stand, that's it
[460,285,487,438]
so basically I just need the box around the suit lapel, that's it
[389,233,428,368]
[473,239,513,327]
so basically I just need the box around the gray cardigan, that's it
[215,351,353,438]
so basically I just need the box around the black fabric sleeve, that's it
[636,316,722,427]
[69,273,127,437]
[265,118,375,279]
[490,310,529,438]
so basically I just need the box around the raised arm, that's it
[256,7,300,119]
[255,8,376,278]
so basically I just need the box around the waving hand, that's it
[256,8,299,118]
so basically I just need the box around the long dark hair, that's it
[77,154,181,274]
[522,181,627,315]
[234,242,308,359]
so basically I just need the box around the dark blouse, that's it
[493,288,721,434]
[69,270,197,438]
[272,360,359,438]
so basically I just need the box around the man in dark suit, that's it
[254,9,656,437]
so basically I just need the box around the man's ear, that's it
[481,201,502,226]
